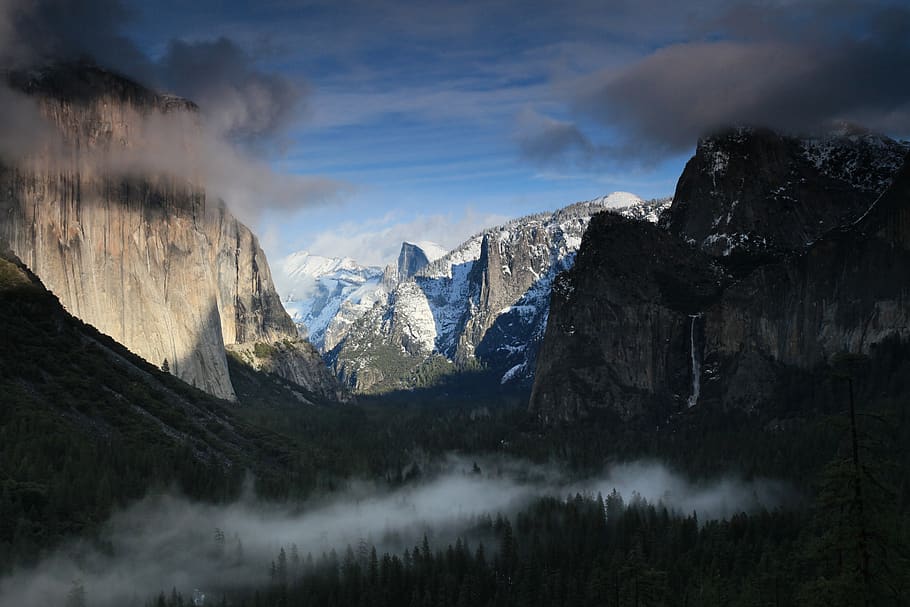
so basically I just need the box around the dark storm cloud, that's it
[516,109,600,166]
[0,0,147,74]
[160,38,303,141]
[0,0,302,142]
[0,0,341,217]
[530,1,910,164]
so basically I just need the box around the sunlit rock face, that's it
[531,128,910,423]
[0,63,344,402]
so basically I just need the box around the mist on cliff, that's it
[0,457,791,607]
[0,0,345,225]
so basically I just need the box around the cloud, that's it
[515,108,599,166]
[0,457,791,607]
[158,37,304,142]
[525,1,910,165]
[0,0,146,73]
[304,208,511,266]
[0,0,336,219]
[0,84,59,163]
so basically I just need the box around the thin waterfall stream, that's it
[687,314,702,408]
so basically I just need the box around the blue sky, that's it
[98,0,909,266]
[118,0,693,265]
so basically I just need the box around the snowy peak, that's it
[596,191,644,209]
[409,241,447,262]
[279,252,373,294]
[397,241,445,281]
[332,193,672,393]
[275,251,384,352]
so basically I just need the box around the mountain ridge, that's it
[329,194,671,394]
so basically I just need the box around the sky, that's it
[2,0,909,266]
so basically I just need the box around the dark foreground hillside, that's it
[0,249,299,569]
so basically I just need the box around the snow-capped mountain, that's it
[275,252,384,352]
[276,241,446,352]
[330,194,672,394]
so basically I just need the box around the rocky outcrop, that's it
[0,63,344,402]
[530,128,910,422]
[331,196,672,394]
[397,242,431,281]
[660,127,908,269]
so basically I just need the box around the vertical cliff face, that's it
[0,64,343,402]
[660,127,908,267]
[529,213,723,422]
[530,127,910,422]
[396,242,431,282]
[700,157,910,411]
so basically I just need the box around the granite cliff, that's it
[0,63,344,402]
[531,129,909,422]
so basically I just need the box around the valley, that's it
[1,3,909,606]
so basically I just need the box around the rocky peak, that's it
[660,126,908,266]
[398,242,431,281]
[531,139,910,423]
[8,61,196,112]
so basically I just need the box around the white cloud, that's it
[304,207,511,266]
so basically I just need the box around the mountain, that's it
[0,247,300,566]
[275,240,445,353]
[0,63,345,402]
[329,195,671,394]
[530,128,910,423]
[276,251,384,352]
[393,241,448,283]
[660,126,909,270]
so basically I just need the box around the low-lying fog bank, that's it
[0,457,792,606]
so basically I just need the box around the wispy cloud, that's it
[303,208,511,266]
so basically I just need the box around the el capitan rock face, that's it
[531,128,910,423]
[0,63,344,402]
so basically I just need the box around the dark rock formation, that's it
[531,128,909,422]
[660,127,907,270]
[529,213,723,422]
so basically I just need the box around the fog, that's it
[0,80,344,226]
[0,0,345,225]
[0,457,791,607]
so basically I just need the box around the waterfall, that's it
[687,314,702,408]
